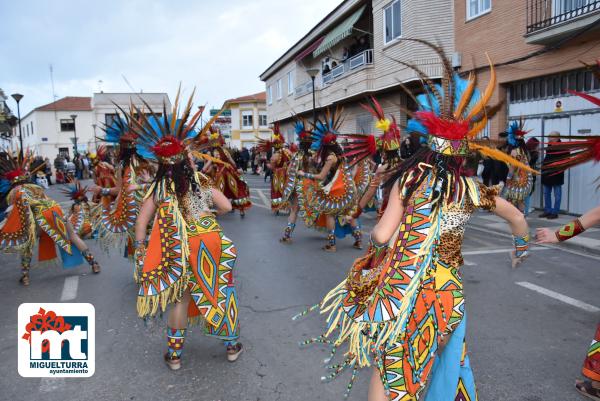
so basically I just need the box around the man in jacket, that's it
[540,131,564,219]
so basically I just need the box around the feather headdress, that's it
[0,149,44,185]
[311,107,343,151]
[339,97,401,166]
[294,118,313,144]
[401,39,537,174]
[130,87,203,164]
[507,117,529,147]
[101,108,139,148]
[60,180,89,203]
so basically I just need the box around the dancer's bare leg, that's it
[66,221,100,273]
[368,368,387,401]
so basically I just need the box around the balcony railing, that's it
[527,0,600,33]
[294,80,314,97]
[322,49,373,86]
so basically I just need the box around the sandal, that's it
[322,244,337,252]
[19,273,30,286]
[91,262,101,274]
[227,343,243,362]
[575,380,600,401]
[164,353,181,371]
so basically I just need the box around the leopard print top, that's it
[435,181,499,268]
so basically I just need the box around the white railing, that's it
[294,81,314,97]
[321,49,373,86]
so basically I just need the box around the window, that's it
[242,111,254,129]
[276,79,282,100]
[466,0,491,20]
[259,113,268,127]
[384,0,401,44]
[105,113,118,126]
[267,85,273,105]
[60,119,75,132]
[287,71,294,95]
[41,137,48,142]
[30,121,34,137]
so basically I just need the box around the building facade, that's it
[12,92,170,163]
[260,0,454,143]
[224,92,271,149]
[454,0,600,214]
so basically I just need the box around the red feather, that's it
[415,111,469,140]
[568,90,600,107]
[150,136,185,157]
[5,169,25,181]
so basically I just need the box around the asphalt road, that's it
[0,174,598,401]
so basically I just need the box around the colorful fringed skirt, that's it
[297,165,357,227]
[137,213,239,343]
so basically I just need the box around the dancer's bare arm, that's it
[211,188,232,214]
[371,181,404,244]
[135,197,157,243]
[536,204,600,243]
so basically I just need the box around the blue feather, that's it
[0,178,10,195]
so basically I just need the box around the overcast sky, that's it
[1,0,342,115]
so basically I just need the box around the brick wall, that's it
[454,0,600,136]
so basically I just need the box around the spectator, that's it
[82,155,90,179]
[74,154,83,180]
[241,147,250,172]
[540,131,564,219]
[400,135,420,159]
[44,157,52,185]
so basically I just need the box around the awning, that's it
[294,36,325,62]
[313,5,366,57]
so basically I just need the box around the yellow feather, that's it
[466,53,496,121]
[454,72,475,119]
[189,150,226,165]
[469,142,539,175]
[467,114,487,139]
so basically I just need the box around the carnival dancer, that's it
[296,109,358,252]
[261,123,292,212]
[279,119,315,242]
[0,151,101,285]
[341,97,403,225]
[91,112,155,263]
[89,145,117,203]
[501,118,534,212]
[294,40,538,400]
[535,79,600,400]
[202,128,252,217]
[132,93,243,369]
[61,181,93,239]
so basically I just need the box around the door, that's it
[568,112,600,214]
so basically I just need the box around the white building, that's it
[12,92,171,162]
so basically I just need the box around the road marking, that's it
[463,260,476,266]
[255,189,271,208]
[462,246,549,256]
[252,203,270,210]
[468,225,600,261]
[60,276,79,301]
[515,281,600,313]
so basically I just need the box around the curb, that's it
[468,222,600,258]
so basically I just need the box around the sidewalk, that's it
[469,210,600,256]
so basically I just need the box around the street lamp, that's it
[70,114,78,157]
[92,123,98,151]
[11,93,24,159]
[306,68,320,126]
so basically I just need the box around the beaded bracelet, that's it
[513,233,529,258]
[133,240,147,249]
[555,218,585,242]
[101,188,111,196]
[305,172,315,180]
[369,234,387,258]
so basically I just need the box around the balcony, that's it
[526,0,600,44]
[322,49,373,86]
[294,80,314,98]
